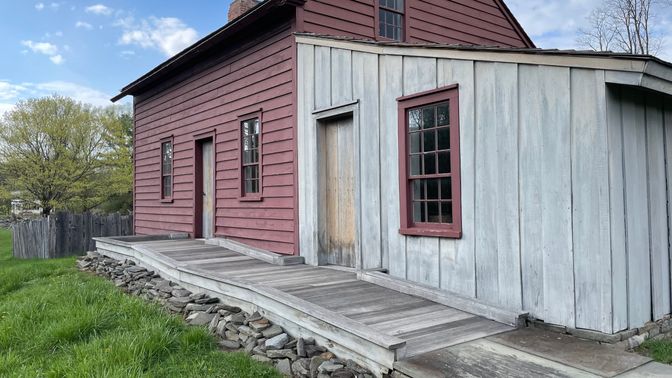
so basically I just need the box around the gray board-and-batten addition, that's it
[296,34,672,335]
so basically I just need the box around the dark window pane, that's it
[410,132,420,153]
[427,179,439,199]
[410,155,421,176]
[244,165,259,181]
[412,180,425,200]
[243,149,258,164]
[424,153,436,175]
[437,103,449,126]
[408,109,421,131]
[163,176,172,198]
[441,202,453,223]
[387,25,393,38]
[422,107,435,129]
[438,151,451,174]
[427,202,440,222]
[437,127,450,150]
[412,201,424,222]
[423,131,435,152]
[441,177,452,200]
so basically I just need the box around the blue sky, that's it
[0,1,670,114]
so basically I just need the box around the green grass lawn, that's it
[0,228,280,378]
[639,339,672,365]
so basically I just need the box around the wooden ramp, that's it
[95,238,513,375]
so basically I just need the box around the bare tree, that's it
[578,0,667,55]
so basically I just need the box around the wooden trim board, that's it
[358,271,527,327]
[205,238,305,266]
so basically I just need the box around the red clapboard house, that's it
[112,0,672,339]
[112,0,532,255]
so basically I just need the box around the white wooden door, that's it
[320,117,356,267]
[201,140,214,239]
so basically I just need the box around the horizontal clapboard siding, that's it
[297,41,672,334]
[133,19,296,255]
[300,0,531,48]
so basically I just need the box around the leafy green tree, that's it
[98,105,134,213]
[0,96,108,215]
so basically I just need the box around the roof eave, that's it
[111,0,305,102]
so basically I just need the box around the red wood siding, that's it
[132,19,297,255]
[300,0,530,47]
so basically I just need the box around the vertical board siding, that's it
[621,90,653,328]
[646,97,670,321]
[571,69,612,333]
[133,22,296,254]
[301,0,531,48]
[298,42,672,333]
[518,64,544,318]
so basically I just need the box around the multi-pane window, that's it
[398,86,462,238]
[161,140,173,199]
[379,0,404,41]
[241,117,261,196]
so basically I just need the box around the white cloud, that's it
[49,55,64,65]
[20,40,65,65]
[0,80,113,116]
[117,16,198,57]
[35,2,44,10]
[0,103,16,117]
[0,81,26,101]
[50,2,60,10]
[120,50,135,58]
[75,21,93,30]
[21,40,58,55]
[85,4,112,16]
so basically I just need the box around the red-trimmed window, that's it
[378,0,404,41]
[239,112,262,200]
[160,139,173,201]
[398,85,462,238]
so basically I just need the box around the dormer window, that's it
[379,0,404,41]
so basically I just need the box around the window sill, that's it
[160,198,174,204]
[399,227,462,239]
[238,196,263,203]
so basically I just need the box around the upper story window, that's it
[161,139,173,200]
[398,85,462,238]
[379,0,404,41]
[240,113,262,199]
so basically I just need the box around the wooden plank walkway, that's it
[135,239,512,358]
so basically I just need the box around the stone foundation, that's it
[77,252,374,378]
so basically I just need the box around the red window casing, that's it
[397,85,462,238]
[160,136,174,203]
[238,110,263,202]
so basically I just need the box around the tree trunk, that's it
[42,206,52,217]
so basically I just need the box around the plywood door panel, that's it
[321,117,357,267]
[202,140,214,239]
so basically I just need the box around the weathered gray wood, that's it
[12,212,133,259]
[622,89,652,328]
[331,48,352,105]
[353,51,382,270]
[606,86,629,333]
[402,57,437,95]
[571,69,612,333]
[539,66,575,328]
[518,64,544,320]
[379,54,405,279]
[665,98,672,327]
[438,59,476,298]
[646,95,670,320]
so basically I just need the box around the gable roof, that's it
[111,0,533,102]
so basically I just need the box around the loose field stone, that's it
[219,304,242,313]
[195,297,219,304]
[292,359,311,376]
[172,289,191,298]
[185,303,212,313]
[252,355,272,364]
[276,359,292,376]
[208,314,221,333]
[231,313,246,324]
[285,339,297,349]
[297,338,306,357]
[186,312,216,326]
[126,266,146,274]
[266,349,296,359]
[266,333,289,350]
[219,340,241,349]
[310,357,326,378]
[218,309,231,317]
[320,352,335,360]
[252,346,267,356]
[189,292,207,301]
[249,319,270,331]
[262,325,283,338]
[305,344,327,358]
[245,340,257,354]
[247,311,263,322]
[168,296,191,308]
[331,369,355,378]
[257,337,267,346]
[225,330,239,340]
[226,323,239,332]
[346,360,370,374]
[319,361,344,373]
[317,374,330,378]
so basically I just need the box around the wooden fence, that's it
[12,212,133,259]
